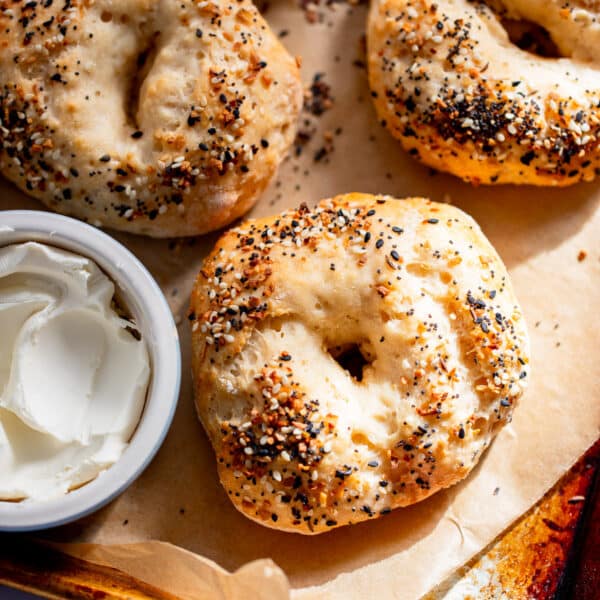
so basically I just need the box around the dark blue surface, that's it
[0,587,41,598]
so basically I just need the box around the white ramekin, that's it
[0,211,181,531]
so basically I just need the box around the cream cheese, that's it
[0,242,150,500]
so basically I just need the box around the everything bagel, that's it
[368,0,600,186]
[190,193,530,534]
[0,0,302,236]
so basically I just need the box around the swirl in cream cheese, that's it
[0,242,150,501]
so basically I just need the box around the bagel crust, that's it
[190,193,530,534]
[0,0,302,237]
[367,0,600,186]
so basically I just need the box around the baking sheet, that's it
[425,442,600,599]
[0,1,599,598]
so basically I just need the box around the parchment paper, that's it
[51,542,290,600]
[1,2,599,599]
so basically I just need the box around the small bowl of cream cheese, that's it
[0,211,180,531]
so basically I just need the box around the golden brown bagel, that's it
[0,0,302,237]
[190,193,530,534]
[367,0,600,186]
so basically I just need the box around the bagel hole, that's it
[253,0,270,13]
[329,343,371,383]
[125,33,160,131]
[501,18,561,58]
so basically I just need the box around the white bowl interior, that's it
[0,211,181,531]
